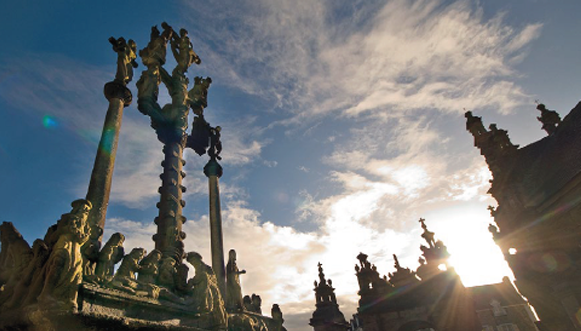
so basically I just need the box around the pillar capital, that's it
[104,81,132,106]
[204,159,223,178]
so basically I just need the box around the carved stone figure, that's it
[188,76,212,116]
[186,252,227,326]
[81,226,103,278]
[110,248,146,294]
[243,295,253,311]
[37,199,92,311]
[489,124,517,151]
[419,218,436,248]
[94,232,125,282]
[271,304,284,331]
[139,23,173,69]
[226,249,246,311]
[109,37,138,85]
[465,111,487,145]
[170,28,201,75]
[251,294,263,314]
[157,257,178,290]
[536,103,561,135]
[0,222,33,286]
[208,126,223,161]
[0,239,49,309]
[137,249,162,284]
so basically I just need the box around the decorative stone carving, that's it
[110,248,146,294]
[536,103,561,135]
[170,28,201,75]
[226,249,246,312]
[94,232,125,282]
[188,76,212,116]
[0,222,33,287]
[36,199,92,311]
[109,37,138,85]
[185,252,227,326]
[137,249,162,284]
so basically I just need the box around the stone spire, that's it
[464,111,518,177]
[536,103,561,135]
[416,218,451,281]
[310,263,349,331]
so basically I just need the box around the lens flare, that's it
[42,115,58,128]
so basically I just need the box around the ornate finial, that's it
[487,205,497,217]
[536,103,561,136]
[109,37,138,86]
[419,218,436,248]
[393,254,401,270]
[317,262,326,284]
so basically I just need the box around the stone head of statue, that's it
[228,249,236,262]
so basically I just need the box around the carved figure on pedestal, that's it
[94,232,125,282]
[37,199,92,311]
[489,124,518,151]
[419,218,436,248]
[170,28,201,75]
[536,103,561,135]
[251,294,263,314]
[226,249,246,312]
[157,257,178,290]
[186,252,227,326]
[110,248,146,294]
[209,126,222,161]
[109,37,138,85]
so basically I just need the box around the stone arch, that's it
[397,320,436,331]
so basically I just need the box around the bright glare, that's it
[423,203,514,287]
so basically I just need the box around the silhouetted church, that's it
[309,99,581,331]
[468,100,581,331]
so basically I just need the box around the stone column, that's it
[85,81,132,242]
[204,159,226,296]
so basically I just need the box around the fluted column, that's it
[204,159,225,296]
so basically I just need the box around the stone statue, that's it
[157,257,178,290]
[36,199,92,311]
[208,126,223,161]
[0,222,33,286]
[226,249,246,312]
[187,114,212,156]
[465,111,487,145]
[137,249,162,284]
[110,248,146,294]
[109,37,138,85]
[536,103,561,135]
[94,232,125,282]
[185,252,227,326]
[0,239,49,310]
[243,295,253,311]
[188,76,212,116]
[170,28,201,75]
[81,226,103,279]
[139,23,174,69]
[251,294,263,314]
[271,304,284,331]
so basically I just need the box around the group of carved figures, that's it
[0,200,93,311]
[0,201,230,321]
[354,219,451,297]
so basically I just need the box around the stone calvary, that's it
[0,23,285,331]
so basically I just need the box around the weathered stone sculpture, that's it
[36,199,92,311]
[186,252,227,327]
[110,37,138,85]
[171,28,201,75]
[94,232,125,282]
[110,247,146,294]
[226,249,246,312]
[137,249,162,284]
[0,222,33,287]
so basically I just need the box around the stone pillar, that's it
[85,81,131,242]
[153,138,187,261]
[204,159,225,296]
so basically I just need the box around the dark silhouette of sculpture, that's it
[419,218,436,248]
[0,222,33,287]
[139,23,173,70]
[226,249,246,312]
[94,232,125,282]
[37,199,92,311]
[536,103,561,135]
[209,126,223,160]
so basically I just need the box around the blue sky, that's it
[1,1,581,330]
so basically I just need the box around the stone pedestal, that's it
[204,159,225,297]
